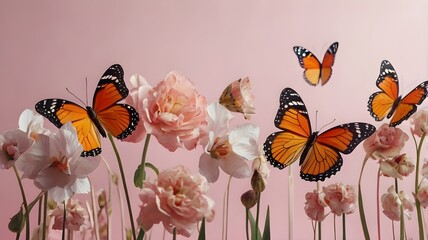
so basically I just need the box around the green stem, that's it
[318,221,321,240]
[172,227,176,240]
[358,153,371,240]
[222,176,233,240]
[62,201,66,240]
[414,134,425,240]
[42,192,48,240]
[376,168,381,240]
[13,165,29,240]
[334,215,336,240]
[108,134,136,240]
[245,208,250,240]
[395,178,404,240]
[342,214,346,240]
[255,193,261,240]
[140,134,151,181]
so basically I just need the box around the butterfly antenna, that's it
[315,110,319,130]
[319,118,336,132]
[85,77,89,106]
[66,88,86,106]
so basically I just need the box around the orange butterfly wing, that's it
[293,42,338,86]
[35,99,102,156]
[93,64,139,139]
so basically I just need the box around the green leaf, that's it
[8,208,24,233]
[134,164,146,189]
[262,206,270,240]
[249,210,262,240]
[137,228,145,240]
[198,218,206,240]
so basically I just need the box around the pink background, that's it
[1,1,428,239]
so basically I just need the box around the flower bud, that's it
[251,170,266,193]
[241,190,258,209]
[98,190,107,210]
[8,208,24,233]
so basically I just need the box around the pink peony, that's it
[417,179,428,208]
[15,122,100,203]
[379,154,414,179]
[137,166,215,237]
[381,185,414,221]
[410,109,428,137]
[124,74,151,143]
[51,199,89,231]
[363,123,408,160]
[319,183,357,216]
[304,190,327,222]
[219,77,255,119]
[137,71,208,151]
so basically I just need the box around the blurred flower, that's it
[252,148,270,182]
[304,190,326,222]
[380,154,414,179]
[219,77,255,119]
[422,158,428,179]
[199,122,259,183]
[0,129,33,169]
[51,199,89,231]
[124,74,151,143]
[137,166,215,237]
[137,71,208,151]
[410,109,428,137]
[381,185,414,221]
[363,123,408,160]
[319,183,357,216]
[417,179,428,208]
[16,122,100,203]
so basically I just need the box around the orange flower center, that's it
[50,155,70,173]
[210,137,231,159]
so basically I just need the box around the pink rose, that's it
[381,185,414,221]
[137,166,215,237]
[417,179,428,208]
[138,72,208,151]
[363,123,408,159]
[410,109,428,137]
[319,183,357,216]
[304,190,326,222]
[51,199,89,231]
[380,154,414,179]
[219,77,255,119]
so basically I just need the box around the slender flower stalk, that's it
[245,208,250,240]
[342,213,346,240]
[89,180,100,240]
[255,193,261,240]
[12,165,29,240]
[333,215,336,240]
[317,182,321,240]
[358,153,371,240]
[62,202,66,240]
[376,168,381,240]
[413,134,426,239]
[223,176,233,240]
[42,192,48,240]
[140,134,151,181]
[108,134,136,240]
[288,165,294,240]
[172,227,176,240]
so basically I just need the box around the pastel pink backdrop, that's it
[1,1,428,239]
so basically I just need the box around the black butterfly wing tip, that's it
[81,148,102,157]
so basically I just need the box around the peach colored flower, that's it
[417,179,428,208]
[51,199,89,231]
[304,190,327,222]
[381,185,414,221]
[380,154,414,179]
[363,123,408,159]
[319,183,357,216]
[16,122,100,203]
[137,166,215,237]
[137,71,208,151]
[124,74,151,143]
[410,109,428,137]
[219,77,255,119]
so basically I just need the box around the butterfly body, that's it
[293,42,339,86]
[264,88,375,182]
[35,64,139,157]
[368,60,428,127]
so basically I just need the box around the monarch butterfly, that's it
[263,88,375,182]
[293,42,339,86]
[35,64,139,157]
[367,60,428,127]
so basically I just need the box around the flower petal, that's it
[199,153,220,182]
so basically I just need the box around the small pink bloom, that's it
[219,77,255,119]
[0,129,33,169]
[363,123,408,159]
[380,154,415,179]
[137,166,215,237]
[304,190,326,222]
[381,185,414,221]
[422,159,428,179]
[138,71,208,151]
[51,199,89,231]
[410,109,428,137]
[16,122,100,203]
[319,183,357,216]
[124,74,151,143]
[417,179,428,208]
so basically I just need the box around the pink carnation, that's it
[304,190,326,222]
[137,72,208,151]
[319,183,357,216]
[380,154,414,179]
[417,179,428,208]
[137,166,215,237]
[363,123,408,159]
[381,185,414,221]
[410,109,428,137]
